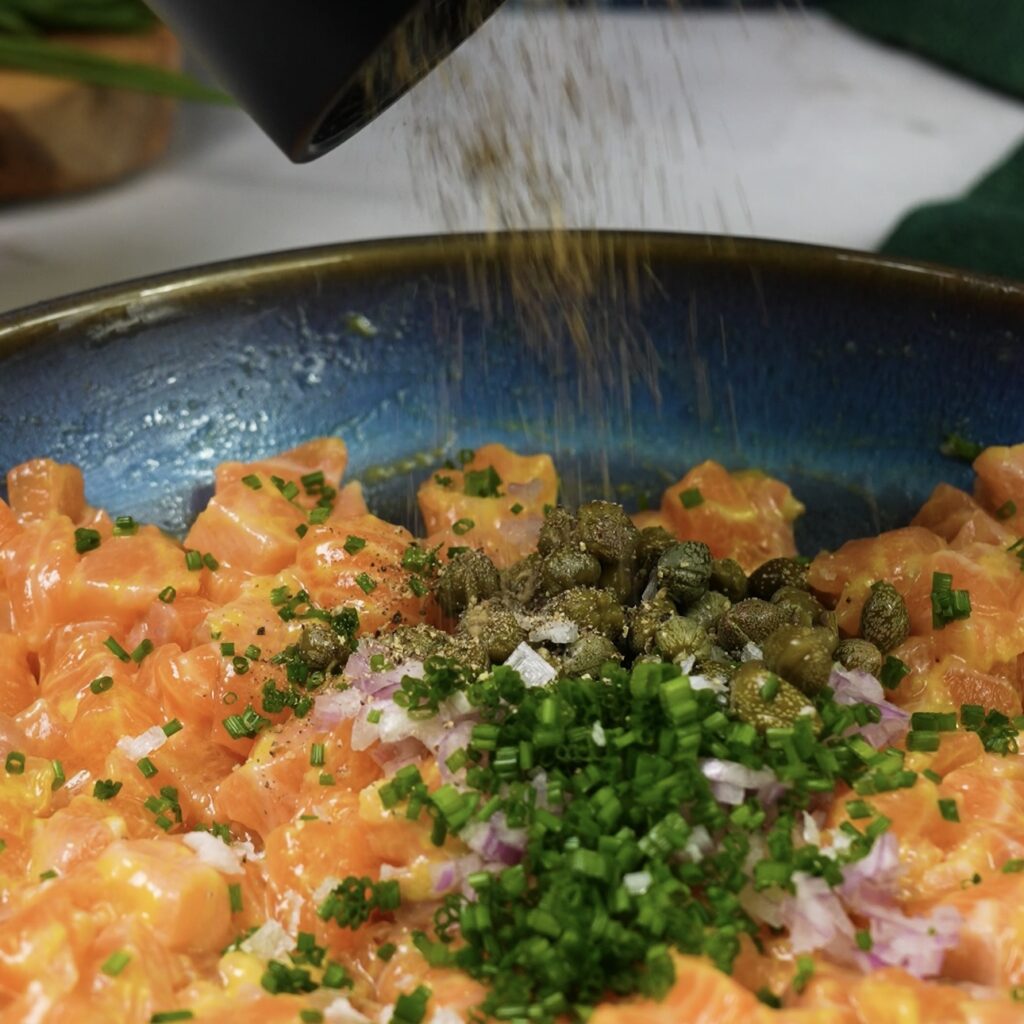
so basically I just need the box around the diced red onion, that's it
[700,758,778,806]
[688,673,728,695]
[462,812,527,866]
[116,725,167,760]
[322,995,372,1024]
[780,872,856,953]
[591,721,607,747]
[528,618,579,646]
[858,904,961,978]
[623,870,652,895]
[343,640,424,698]
[740,642,763,663]
[310,687,364,729]
[830,665,910,748]
[371,737,424,775]
[182,832,245,875]
[683,824,713,863]
[504,642,557,688]
[431,853,484,895]
[436,719,477,781]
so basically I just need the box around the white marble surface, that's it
[3,7,1024,314]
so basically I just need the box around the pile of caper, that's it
[404,504,911,733]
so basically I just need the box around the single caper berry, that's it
[655,615,711,662]
[501,552,543,606]
[715,598,785,655]
[687,590,731,631]
[761,624,837,697]
[576,500,638,565]
[771,585,826,628]
[834,638,883,677]
[656,540,713,607]
[860,580,910,653]
[435,548,500,617]
[709,558,748,602]
[537,506,578,556]
[626,590,677,656]
[635,526,678,582]
[729,661,817,732]
[747,557,809,600]
[540,546,602,596]
[458,600,527,663]
[298,621,346,671]
[561,631,622,678]
[543,586,625,641]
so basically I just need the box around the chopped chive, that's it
[370,654,386,671]
[845,799,871,820]
[244,645,261,661]
[355,572,377,594]
[50,759,65,790]
[157,585,176,604]
[101,949,131,976]
[680,487,704,509]
[295,524,309,539]
[5,751,25,775]
[231,656,250,675]
[309,506,330,525]
[138,757,158,778]
[161,719,183,737]
[344,535,366,556]
[154,815,173,831]
[130,639,153,664]
[310,743,326,767]
[409,576,427,597]
[910,711,958,732]
[906,731,940,752]
[74,527,101,554]
[464,465,503,498]
[228,882,243,913]
[367,709,382,724]
[509,503,524,515]
[220,642,235,656]
[452,518,474,536]
[855,929,872,951]
[93,779,122,800]
[879,655,909,690]
[202,552,219,571]
[792,955,815,994]
[104,636,131,662]
[319,772,335,786]
[997,500,1017,520]
[434,474,452,488]
[300,1011,324,1024]
[280,481,300,501]
[113,515,138,536]
[938,798,960,822]
[90,675,114,694]
[377,942,397,961]
[301,470,325,490]
[941,431,983,462]
[150,1013,194,1023]
[759,676,780,702]
[923,768,943,784]
[184,549,202,571]
[39,869,58,881]
[1002,858,1024,873]
[241,474,262,489]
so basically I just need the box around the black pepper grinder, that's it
[146,0,506,163]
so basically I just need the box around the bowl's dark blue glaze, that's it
[1,232,1022,554]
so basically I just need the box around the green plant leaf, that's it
[0,34,232,103]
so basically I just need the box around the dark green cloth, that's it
[824,1,1024,279]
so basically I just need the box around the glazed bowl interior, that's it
[1,232,1022,553]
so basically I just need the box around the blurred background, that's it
[2,0,1024,313]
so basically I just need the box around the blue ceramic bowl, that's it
[1,232,1022,554]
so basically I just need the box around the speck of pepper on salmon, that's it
[3,439,1024,1022]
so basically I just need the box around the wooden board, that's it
[0,26,181,202]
